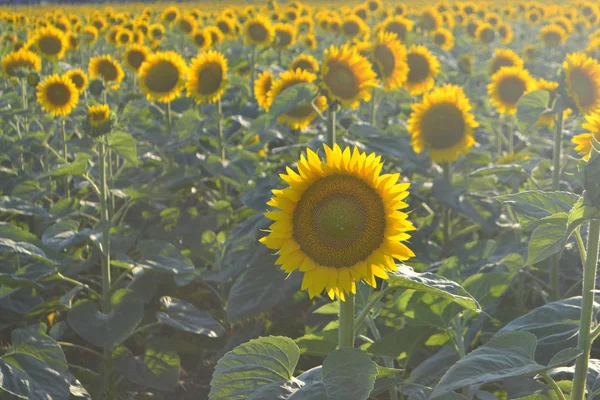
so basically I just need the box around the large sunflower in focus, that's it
[28,25,68,60]
[267,69,327,130]
[404,45,440,96]
[320,44,377,109]
[2,48,41,78]
[370,31,408,92]
[89,55,124,90]
[489,48,524,75]
[186,50,227,104]
[37,74,79,117]
[487,66,535,115]
[244,14,274,46]
[139,51,188,103]
[407,84,478,162]
[563,52,600,114]
[260,144,415,300]
[254,70,273,109]
[572,112,600,160]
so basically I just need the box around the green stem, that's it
[365,315,398,400]
[571,219,600,400]
[370,88,377,126]
[250,46,256,99]
[61,119,70,198]
[56,274,101,299]
[442,162,452,252]
[353,286,394,332]
[216,99,226,197]
[508,121,514,154]
[20,77,27,110]
[327,102,336,146]
[550,104,565,301]
[575,228,587,266]
[58,342,104,359]
[338,294,355,349]
[165,101,172,136]
[541,372,566,400]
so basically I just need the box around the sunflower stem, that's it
[61,119,70,199]
[98,137,115,400]
[327,102,336,146]
[442,162,452,253]
[550,100,565,301]
[165,101,173,136]
[250,46,256,99]
[338,294,355,349]
[571,219,600,400]
[217,99,227,197]
[370,88,377,126]
[278,49,282,66]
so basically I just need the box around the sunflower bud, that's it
[84,104,114,137]
[88,77,105,97]
[26,71,40,87]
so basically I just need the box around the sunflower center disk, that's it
[39,36,62,55]
[145,61,179,93]
[98,60,118,81]
[276,31,292,47]
[48,83,71,106]
[196,63,223,95]
[570,68,595,108]
[544,32,561,46]
[387,23,407,40]
[248,23,268,42]
[343,22,359,36]
[324,62,358,100]
[293,175,386,268]
[71,75,84,89]
[421,102,466,149]
[498,76,526,104]
[491,57,514,74]
[127,52,145,69]
[407,53,430,83]
[374,44,395,77]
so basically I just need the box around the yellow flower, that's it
[497,22,513,44]
[254,70,273,110]
[320,44,377,109]
[64,69,88,93]
[115,28,134,47]
[341,14,369,40]
[421,7,443,31]
[487,66,536,115]
[476,22,496,44]
[432,27,455,51]
[192,28,212,50]
[139,51,188,103]
[526,9,542,25]
[178,14,197,35]
[123,43,150,73]
[563,52,600,114]
[404,45,440,96]
[244,14,274,46]
[370,31,408,92]
[80,25,98,44]
[376,15,413,42]
[216,16,236,38]
[489,48,524,75]
[539,24,567,47]
[408,84,478,162]
[88,104,110,127]
[572,112,600,160]
[523,44,538,63]
[36,74,79,117]
[28,25,68,60]
[289,54,319,74]
[88,55,124,90]
[186,50,227,104]
[458,54,473,74]
[148,23,165,41]
[267,68,327,130]
[205,26,224,46]
[160,6,180,25]
[260,144,415,300]
[273,23,296,50]
[2,48,41,78]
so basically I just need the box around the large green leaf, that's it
[0,196,49,218]
[106,131,138,165]
[42,220,91,252]
[209,336,299,399]
[584,144,600,207]
[0,238,58,265]
[525,213,568,266]
[113,341,180,391]
[156,296,225,338]
[431,332,580,398]
[496,191,580,229]
[516,90,550,131]
[67,289,144,349]
[38,153,91,178]
[388,266,480,312]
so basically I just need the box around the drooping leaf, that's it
[106,131,138,165]
[496,191,580,229]
[0,196,49,218]
[0,238,58,265]
[584,145,600,208]
[156,296,225,338]
[516,90,550,131]
[42,220,91,252]
[525,213,568,265]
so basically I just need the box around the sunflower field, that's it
[5,0,600,399]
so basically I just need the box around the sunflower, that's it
[116,28,134,47]
[458,54,473,74]
[296,16,313,34]
[572,112,600,160]
[370,31,408,92]
[273,23,296,50]
[2,48,41,78]
[255,70,273,109]
[205,26,224,46]
[216,16,236,37]
[539,24,567,47]
[320,44,377,109]
[289,54,319,73]
[186,50,227,104]
[404,45,440,96]
[488,67,536,115]
[267,69,327,130]
[139,51,188,103]
[497,22,513,44]
[407,84,478,162]
[88,104,110,127]
[178,14,197,35]
[191,28,212,50]
[260,144,415,300]
[552,16,574,34]
[123,43,150,73]
[160,6,180,25]
[563,52,600,115]
[475,22,496,44]
[148,23,165,41]
[526,9,542,25]
[465,17,481,39]
[376,15,413,42]
[421,7,443,31]
[88,55,125,90]
[341,14,369,40]
[432,28,454,51]
[64,69,88,93]
[106,26,120,46]
[28,25,68,60]
[489,48,524,75]
[244,14,274,46]
[302,34,317,50]
[80,25,98,44]
[367,0,382,13]
[36,74,79,117]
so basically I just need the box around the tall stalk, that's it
[571,219,600,400]
[216,99,226,197]
[370,88,377,126]
[61,119,70,198]
[250,46,256,99]
[550,102,564,301]
[442,162,452,252]
[165,101,173,136]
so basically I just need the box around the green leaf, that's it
[469,164,524,177]
[67,289,144,349]
[106,131,137,165]
[516,90,550,131]
[368,323,435,359]
[135,255,195,275]
[585,145,600,207]
[496,191,580,229]
[0,196,49,218]
[113,341,180,391]
[0,238,58,265]
[209,336,300,400]
[42,220,90,252]
[38,153,91,178]
[295,326,338,356]
[525,213,568,265]
[388,266,480,312]
[268,83,317,119]
[431,332,580,398]
[566,197,600,240]
[156,296,225,338]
